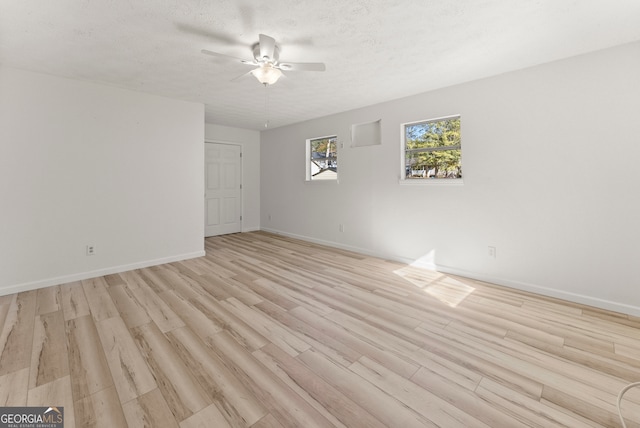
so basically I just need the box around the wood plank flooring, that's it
[1,231,639,427]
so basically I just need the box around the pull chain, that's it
[264,83,270,128]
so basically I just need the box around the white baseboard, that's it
[0,250,205,297]
[434,264,640,317]
[260,227,640,317]
[260,227,380,259]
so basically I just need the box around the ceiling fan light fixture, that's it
[251,64,282,85]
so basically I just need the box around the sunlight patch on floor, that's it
[394,251,476,307]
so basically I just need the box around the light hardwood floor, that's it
[1,231,639,427]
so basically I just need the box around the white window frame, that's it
[306,135,338,182]
[399,115,463,186]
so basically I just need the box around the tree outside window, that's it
[404,116,461,180]
[307,136,338,181]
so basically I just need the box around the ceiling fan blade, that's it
[230,71,254,82]
[176,23,240,45]
[201,49,256,65]
[259,34,277,61]
[278,62,326,72]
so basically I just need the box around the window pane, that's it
[309,136,338,180]
[404,117,461,179]
[310,137,336,159]
[406,149,461,178]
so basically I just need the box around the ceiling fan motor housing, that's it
[253,43,280,64]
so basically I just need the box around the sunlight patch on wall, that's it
[410,250,437,270]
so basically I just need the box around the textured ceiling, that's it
[2,0,640,130]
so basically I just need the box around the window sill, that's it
[399,178,464,186]
[305,179,339,185]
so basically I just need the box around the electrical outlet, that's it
[488,246,496,258]
[86,245,95,256]
[339,224,344,232]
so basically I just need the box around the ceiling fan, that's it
[201,33,325,85]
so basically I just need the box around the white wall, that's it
[261,41,640,316]
[205,123,260,232]
[0,67,205,294]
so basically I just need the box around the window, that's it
[306,135,338,181]
[402,115,461,180]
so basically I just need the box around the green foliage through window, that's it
[404,116,461,179]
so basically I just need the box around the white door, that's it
[205,142,242,237]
